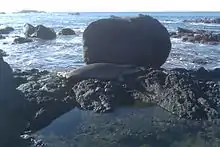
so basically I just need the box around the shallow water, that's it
[33,106,172,147]
[1,12,220,71]
[32,106,220,147]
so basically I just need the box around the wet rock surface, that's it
[15,69,76,132]
[170,27,220,45]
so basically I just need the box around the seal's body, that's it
[63,63,143,84]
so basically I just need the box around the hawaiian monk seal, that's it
[61,63,145,84]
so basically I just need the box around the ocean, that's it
[1,12,220,71]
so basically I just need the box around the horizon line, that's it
[2,10,220,13]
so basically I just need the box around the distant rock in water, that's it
[170,27,220,45]
[23,23,56,40]
[83,14,171,68]
[58,28,76,35]
[15,10,45,13]
[0,12,5,14]
[68,12,80,15]
[13,36,33,44]
[184,17,220,24]
[0,26,14,34]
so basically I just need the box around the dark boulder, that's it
[13,36,33,44]
[23,23,35,37]
[83,15,171,68]
[31,25,56,40]
[23,24,56,40]
[58,28,76,35]
[0,26,14,34]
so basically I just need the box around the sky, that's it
[0,0,220,12]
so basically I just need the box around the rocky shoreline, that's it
[170,27,220,45]
[1,58,220,146]
[1,14,220,146]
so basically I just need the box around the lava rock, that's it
[139,68,220,120]
[15,69,76,132]
[83,15,171,68]
[72,79,134,113]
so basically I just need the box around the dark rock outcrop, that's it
[0,26,14,34]
[184,17,220,24]
[83,15,171,68]
[170,27,220,45]
[58,28,76,35]
[0,12,5,14]
[72,79,133,113]
[14,65,220,124]
[31,25,56,40]
[23,24,56,40]
[0,53,28,147]
[137,68,220,120]
[13,36,33,44]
